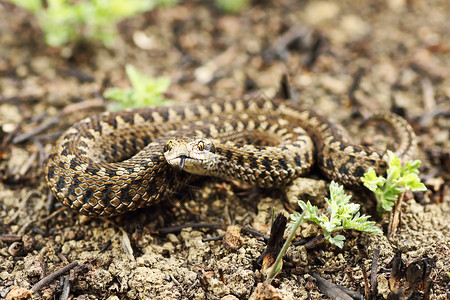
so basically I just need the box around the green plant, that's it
[215,0,249,13]
[7,0,175,47]
[103,64,171,110]
[361,150,426,216]
[266,181,381,282]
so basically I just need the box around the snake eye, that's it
[197,141,205,151]
[164,141,172,152]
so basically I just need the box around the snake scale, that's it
[46,96,416,217]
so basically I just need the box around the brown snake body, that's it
[46,97,416,217]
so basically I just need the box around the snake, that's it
[45,96,416,217]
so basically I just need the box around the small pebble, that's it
[222,225,244,252]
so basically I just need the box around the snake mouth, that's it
[179,155,186,170]
[166,155,198,171]
[166,155,208,175]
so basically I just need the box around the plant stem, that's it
[266,213,304,283]
[376,170,394,217]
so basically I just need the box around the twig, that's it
[334,283,365,300]
[410,61,447,81]
[45,191,56,214]
[18,151,37,177]
[65,67,94,83]
[388,192,405,237]
[5,191,38,225]
[0,94,41,104]
[35,207,68,225]
[303,34,325,70]
[98,240,112,253]
[0,235,22,243]
[17,221,32,236]
[418,102,449,127]
[267,25,311,62]
[303,234,325,250]
[185,278,200,299]
[13,115,61,144]
[348,67,365,106]
[59,274,71,300]
[370,247,381,300]
[202,236,223,242]
[60,99,105,115]
[361,262,370,299]
[240,226,270,241]
[34,130,65,142]
[312,272,353,300]
[13,99,104,144]
[57,253,69,265]
[1,122,22,148]
[34,139,47,167]
[31,261,78,293]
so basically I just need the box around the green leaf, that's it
[387,150,401,169]
[104,64,171,110]
[296,182,382,247]
[270,181,383,281]
[402,160,421,175]
[7,0,175,47]
[215,0,249,13]
[8,0,43,11]
[327,234,345,249]
[362,151,427,215]
[362,168,385,192]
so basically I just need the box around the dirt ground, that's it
[0,0,449,299]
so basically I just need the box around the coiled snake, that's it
[46,96,416,217]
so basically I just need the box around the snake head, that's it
[163,138,217,175]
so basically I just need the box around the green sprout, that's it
[215,0,250,13]
[7,0,175,47]
[291,181,382,248]
[266,181,381,282]
[103,64,171,111]
[361,150,426,216]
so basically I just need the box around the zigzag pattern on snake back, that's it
[45,96,416,217]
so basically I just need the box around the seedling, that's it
[103,64,171,110]
[215,0,249,13]
[266,181,381,282]
[7,0,174,47]
[361,150,426,216]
